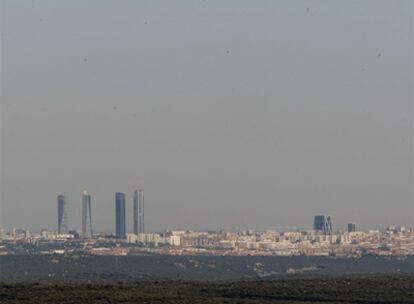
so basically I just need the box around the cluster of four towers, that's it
[57,189,144,239]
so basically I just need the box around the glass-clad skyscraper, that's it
[133,189,144,234]
[313,215,333,235]
[116,192,126,239]
[347,223,356,233]
[82,190,93,238]
[57,195,68,234]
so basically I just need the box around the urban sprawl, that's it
[1,190,413,257]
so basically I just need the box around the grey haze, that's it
[0,1,412,232]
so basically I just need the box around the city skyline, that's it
[1,187,408,232]
[0,3,412,303]
[53,189,358,236]
[3,220,412,258]
[1,1,412,231]
[54,190,345,235]
[0,186,407,232]
[17,188,370,235]
[53,189,354,235]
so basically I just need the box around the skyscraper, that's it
[347,223,356,233]
[57,195,68,234]
[133,190,138,234]
[313,215,333,235]
[133,189,144,234]
[82,190,93,238]
[115,192,126,239]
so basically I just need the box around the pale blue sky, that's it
[1,0,412,232]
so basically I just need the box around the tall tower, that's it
[133,190,139,234]
[133,189,144,234]
[134,190,145,234]
[82,190,93,238]
[115,192,126,239]
[347,223,356,233]
[313,215,333,235]
[57,195,68,234]
[141,190,144,233]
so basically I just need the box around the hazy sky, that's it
[1,1,412,232]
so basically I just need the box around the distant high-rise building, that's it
[313,215,333,235]
[115,192,126,239]
[0,226,5,240]
[57,195,68,234]
[82,190,93,238]
[133,189,144,234]
[133,190,138,234]
[347,223,356,233]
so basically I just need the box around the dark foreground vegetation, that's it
[1,274,413,304]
